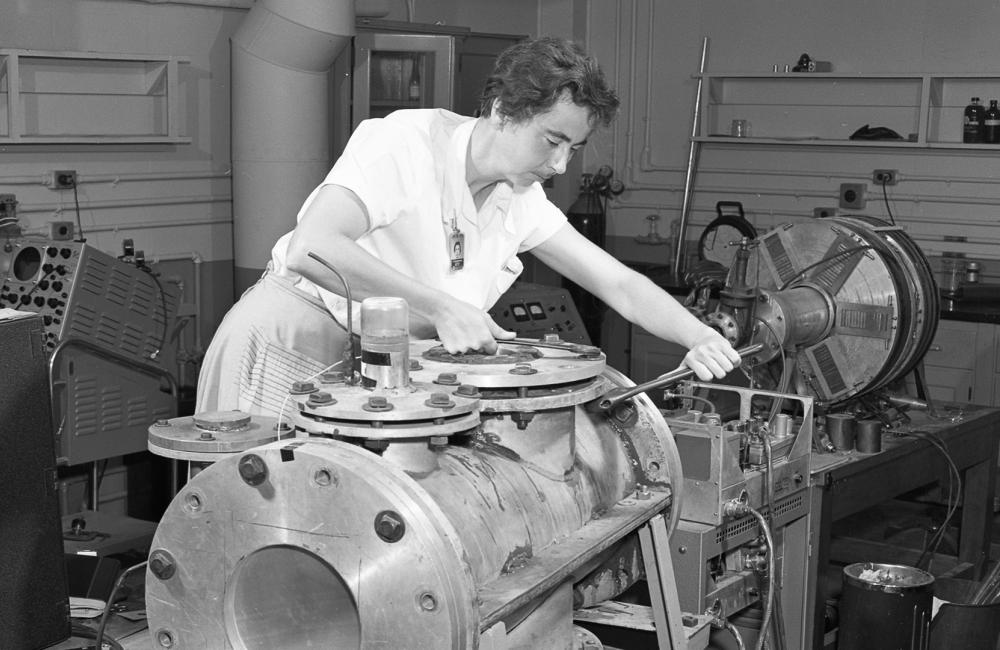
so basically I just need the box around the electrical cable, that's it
[724,619,747,650]
[307,251,356,379]
[72,181,87,243]
[761,430,787,650]
[723,501,776,650]
[137,263,169,360]
[775,245,875,292]
[94,560,148,650]
[880,180,897,226]
[904,430,961,570]
[664,391,716,415]
[70,623,124,650]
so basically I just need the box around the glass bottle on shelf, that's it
[964,97,985,143]
[408,55,421,102]
[986,99,1000,144]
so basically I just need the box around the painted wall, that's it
[8,0,993,389]
[585,1,1000,285]
[0,0,541,391]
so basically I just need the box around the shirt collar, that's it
[448,118,516,234]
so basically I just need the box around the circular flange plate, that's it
[409,339,606,389]
[147,412,287,461]
[292,380,481,440]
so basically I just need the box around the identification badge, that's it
[448,218,465,271]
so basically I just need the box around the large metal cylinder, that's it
[145,339,682,648]
[746,216,938,404]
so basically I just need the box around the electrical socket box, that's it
[872,169,898,186]
[48,221,74,241]
[839,183,866,210]
[47,170,77,189]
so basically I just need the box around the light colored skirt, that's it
[195,270,352,419]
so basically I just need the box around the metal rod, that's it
[672,36,710,278]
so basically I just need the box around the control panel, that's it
[489,282,590,344]
[0,238,176,361]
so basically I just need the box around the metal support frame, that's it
[639,513,689,650]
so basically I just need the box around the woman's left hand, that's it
[682,332,742,381]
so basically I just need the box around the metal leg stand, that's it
[639,513,689,650]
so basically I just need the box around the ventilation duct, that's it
[231,0,354,293]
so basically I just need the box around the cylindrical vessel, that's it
[840,563,933,650]
[826,413,856,451]
[825,413,856,451]
[856,419,883,453]
[145,340,681,648]
[360,297,409,389]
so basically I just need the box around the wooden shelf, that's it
[0,48,190,144]
[698,72,1000,150]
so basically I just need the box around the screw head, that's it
[238,453,268,487]
[149,549,176,581]
[434,372,459,385]
[374,510,406,543]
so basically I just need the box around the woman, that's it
[197,36,739,417]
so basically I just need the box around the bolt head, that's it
[149,549,176,580]
[238,453,268,487]
[374,510,406,543]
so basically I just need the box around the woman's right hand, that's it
[431,297,516,354]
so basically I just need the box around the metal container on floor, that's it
[840,562,934,650]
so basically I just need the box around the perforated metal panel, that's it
[0,238,179,464]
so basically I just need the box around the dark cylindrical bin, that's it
[856,420,883,453]
[840,562,934,650]
[826,413,856,451]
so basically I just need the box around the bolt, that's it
[308,391,335,405]
[199,431,215,441]
[509,363,537,375]
[425,392,454,408]
[364,395,393,412]
[374,510,406,543]
[313,468,334,486]
[149,549,176,581]
[429,435,449,447]
[419,592,438,611]
[678,546,688,554]
[290,380,317,394]
[238,453,268,487]
[274,421,292,432]
[455,383,480,398]
[434,372,459,385]
[154,419,170,427]
[409,359,423,371]
[156,629,175,648]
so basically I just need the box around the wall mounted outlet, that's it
[47,170,77,189]
[872,169,898,186]
[839,183,866,210]
[48,221,74,240]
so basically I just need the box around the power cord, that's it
[93,560,148,650]
[71,180,87,243]
[879,179,897,226]
[901,430,962,570]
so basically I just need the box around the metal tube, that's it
[672,36,710,277]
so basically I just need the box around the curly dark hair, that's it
[479,36,619,128]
